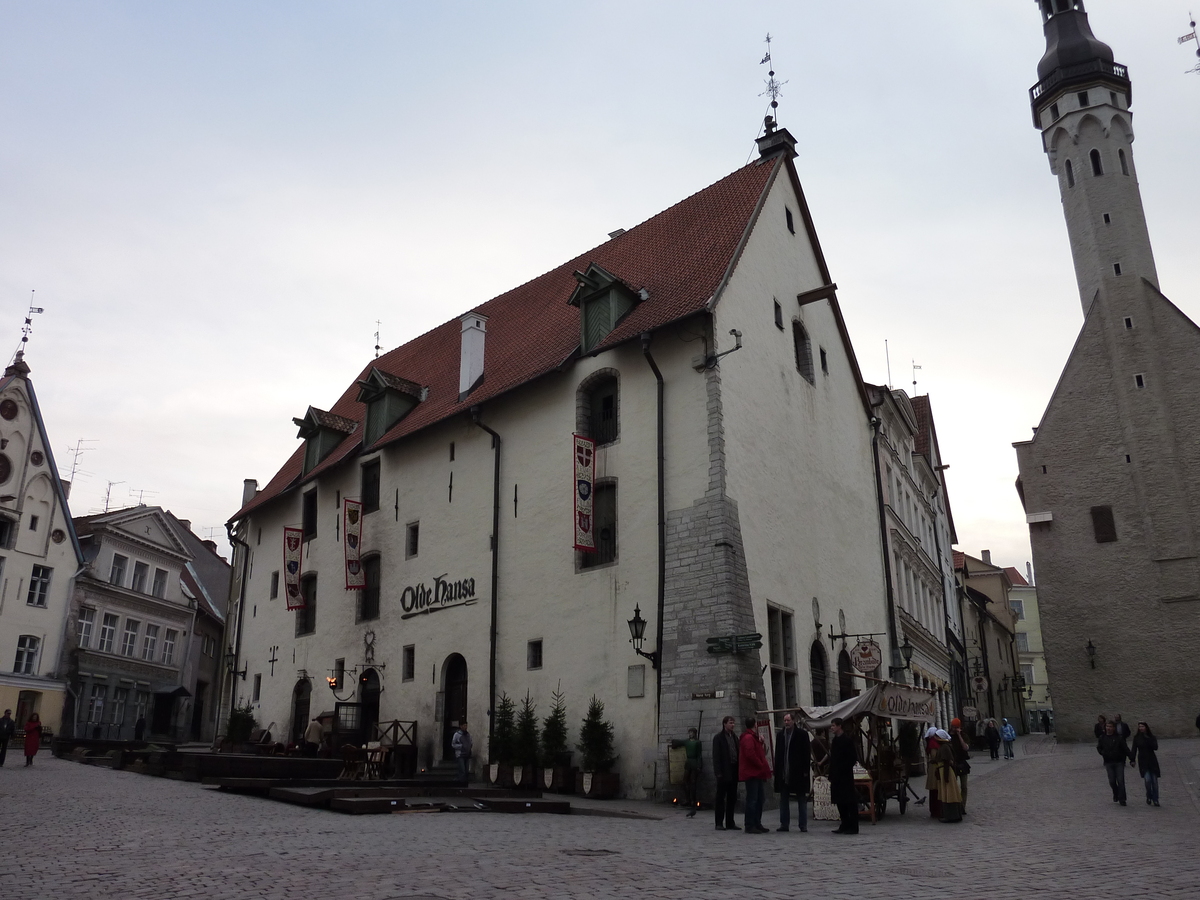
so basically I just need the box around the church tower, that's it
[1031,0,1157,314]
[1014,2,1200,741]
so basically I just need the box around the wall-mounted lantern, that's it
[627,604,660,669]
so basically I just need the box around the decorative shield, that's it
[347,508,360,525]
[348,560,361,576]
[286,533,301,552]
[347,534,359,549]
[577,479,591,501]
[577,512,591,534]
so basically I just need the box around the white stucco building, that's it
[223,122,892,797]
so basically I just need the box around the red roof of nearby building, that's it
[952,551,965,570]
[234,156,783,521]
[1004,566,1029,586]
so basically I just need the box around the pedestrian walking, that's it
[738,717,771,834]
[931,730,964,823]
[828,718,859,835]
[711,716,740,831]
[1112,714,1131,739]
[0,709,14,766]
[682,727,702,817]
[303,716,324,757]
[773,713,810,833]
[1001,719,1017,759]
[451,720,473,785]
[1041,711,1051,734]
[948,718,971,812]
[1130,721,1160,807]
[134,716,146,742]
[923,726,942,818]
[1097,720,1132,805]
[1093,714,1107,739]
[23,713,42,766]
[984,719,1001,760]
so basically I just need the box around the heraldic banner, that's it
[283,526,304,610]
[344,498,365,589]
[573,433,596,551]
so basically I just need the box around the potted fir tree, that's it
[511,692,540,788]
[540,687,575,792]
[575,695,619,798]
[488,693,516,787]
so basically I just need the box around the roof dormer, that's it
[568,263,644,354]
[293,406,357,475]
[355,368,425,446]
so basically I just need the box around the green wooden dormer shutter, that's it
[568,264,642,354]
[355,368,425,447]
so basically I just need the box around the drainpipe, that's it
[640,333,665,724]
[868,407,901,680]
[470,407,502,747]
[221,521,250,749]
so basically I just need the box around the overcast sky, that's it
[1,1,1196,571]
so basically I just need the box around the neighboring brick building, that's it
[1014,2,1200,738]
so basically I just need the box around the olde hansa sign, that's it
[399,574,478,619]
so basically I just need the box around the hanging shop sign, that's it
[962,706,979,720]
[573,434,596,551]
[849,639,883,673]
[971,675,989,694]
[283,527,304,610]
[872,683,939,722]
[399,573,478,619]
[343,499,365,590]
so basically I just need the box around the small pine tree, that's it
[490,692,516,763]
[577,695,615,772]
[513,691,540,768]
[226,702,258,744]
[541,686,570,768]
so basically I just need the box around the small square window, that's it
[1134,374,1145,389]
[1041,465,1047,474]
[1109,91,1117,106]
[785,207,795,235]
[28,515,38,532]
[773,300,783,330]
[1049,102,1059,120]
[1103,213,1111,224]
[1077,90,1089,107]
[405,521,420,559]
[1091,505,1117,543]
[527,639,543,670]
[402,645,415,682]
[1113,263,1122,275]
[270,571,279,599]
[1123,317,1133,329]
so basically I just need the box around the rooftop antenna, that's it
[13,294,45,362]
[1180,13,1200,73]
[374,320,382,359]
[128,486,158,506]
[66,439,97,483]
[885,340,893,388]
[912,360,922,391]
[103,480,125,513]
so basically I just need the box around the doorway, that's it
[191,681,207,741]
[359,668,381,743]
[441,654,468,761]
[291,679,312,744]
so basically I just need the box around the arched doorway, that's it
[291,679,312,744]
[359,668,381,743]
[838,649,858,701]
[810,643,828,707]
[441,654,468,761]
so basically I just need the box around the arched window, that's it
[1119,149,1129,176]
[577,370,619,446]
[837,649,858,701]
[1065,159,1075,188]
[793,322,815,385]
[810,642,828,707]
[1090,149,1103,176]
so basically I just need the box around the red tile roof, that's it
[952,551,965,571]
[234,157,782,521]
[1004,566,1029,586]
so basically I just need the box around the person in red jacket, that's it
[738,717,771,834]
[23,712,42,766]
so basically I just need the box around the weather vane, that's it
[1179,13,1200,74]
[374,320,382,359]
[17,291,44,357]
[759,33,788,121]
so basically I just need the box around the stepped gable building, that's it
[225,119,893,798]
[1014,1,1200,739]
[0,352,85,735]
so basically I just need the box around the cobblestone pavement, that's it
[2,735,1198,900]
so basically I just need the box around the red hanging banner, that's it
[573,433,596,551]
[344,499,365,590]
[283,526,305,610]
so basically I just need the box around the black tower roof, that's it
[1029,1,1130,126]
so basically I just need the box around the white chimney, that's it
[459,312,488,398]
[1026,562,1034,585]
[242,479,259,506]
[981,549,992,565]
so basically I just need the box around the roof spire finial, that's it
[374,319,382,359]
[13,292,44,366]
[759,33,787,131]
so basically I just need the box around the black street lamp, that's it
[627,604,659,669]
[888,635,915,678]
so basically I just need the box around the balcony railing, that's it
[1029,58,1130,105]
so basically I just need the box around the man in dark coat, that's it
[0,709,14,766]
[1093,714,1107,740]
[828,717,859,835]
[711,716,739,831]
[774,713,811,832]
[1097,720,1132,805]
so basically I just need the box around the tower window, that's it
[1134,374,1145,389]
[1041,466,1047,475]
[1109,91,1118,107]
[785,207,795,234]
[1050,102,1059,120]
[1113,263,1122,275]
[792,321,815,385]
[1119,149,1128,176]
[1077,90,1089,108]
[1103,213,1111,224]
[820,347,828,375]
[1065,159,1075,188]
[1090,505,1117,543]
[1123,317,1133,329]
[1090,149,1103,176]
[774,300,783,330]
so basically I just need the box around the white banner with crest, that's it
[344,498,365,589]
[283,526,304,610]
[573,434,596,551]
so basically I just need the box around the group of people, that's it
[1094,714,1160,807]
[981,718,1018,760]
[698,713,861,836]
[923,720,970,822]
[0,709,42,767]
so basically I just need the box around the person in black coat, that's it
[711,715,740,831]
[1093,714,1107,740]
[1130,721,1161,807]
[828,717,859,835]
[1097,720,1132,805]
[774,713,811,833]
